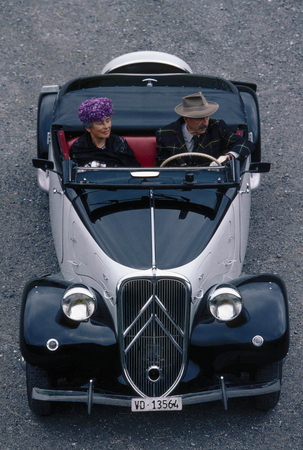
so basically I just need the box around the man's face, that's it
[86,117,112,141]
[184,116,209,135]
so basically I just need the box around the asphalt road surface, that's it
[0,1,302,449]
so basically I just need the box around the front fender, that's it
[190,274,289,371]
[20,277,118,370]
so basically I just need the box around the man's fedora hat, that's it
[174,91,219,118]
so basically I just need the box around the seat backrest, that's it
[123,136,156,167]
[58,130,72,160]
[66,135,157,167]
[67,136,79,155]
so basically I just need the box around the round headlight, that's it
[208,284,242,322]
[62,285,96,321]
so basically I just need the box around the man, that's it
[156,91,254,166]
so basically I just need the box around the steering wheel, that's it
[160,152,222,167]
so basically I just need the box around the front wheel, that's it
[26,363,53,416]
[252,361,283,411]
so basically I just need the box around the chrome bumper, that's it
[32,377,281,413]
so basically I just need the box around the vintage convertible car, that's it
[20,51,289,415]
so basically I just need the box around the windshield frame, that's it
[63,159,240,191]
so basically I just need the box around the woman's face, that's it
[86,117,112,142]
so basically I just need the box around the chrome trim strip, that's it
[123,295,153,337]
[124,316,153,353]
[32,379,281,409]
[220,376,228,411]
[149,190,156,271]
[87,379,93,414]
[154,316,183,354]
[153,293,185,337]
[130,171,160,178]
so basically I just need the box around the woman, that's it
[70,97,140,167]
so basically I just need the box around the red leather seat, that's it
[67,136,79,154]
[66,135,157,167]
[123,136,156,167]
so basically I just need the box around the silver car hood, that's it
[71,187,234,270]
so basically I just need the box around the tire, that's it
[26,363,53,416]
[252,361,283,411]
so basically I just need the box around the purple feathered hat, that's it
[78,97,114,123]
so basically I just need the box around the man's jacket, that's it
[156,117,254,166]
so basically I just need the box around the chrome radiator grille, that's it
[118,277,190,397]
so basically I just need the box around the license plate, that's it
[131,396,182,412]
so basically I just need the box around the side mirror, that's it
[32,158,54,171]
[248,162,270,173]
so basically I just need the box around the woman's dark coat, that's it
[70,132,141,167]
